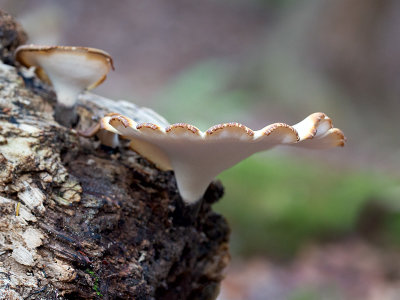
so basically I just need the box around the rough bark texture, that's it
[0,10,230,300]
[0,10,27,65]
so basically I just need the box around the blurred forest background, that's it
[1,0,400,299]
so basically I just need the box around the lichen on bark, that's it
[0,10,230,300]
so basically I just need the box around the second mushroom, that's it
[97,112,345,205]
[15,45,114,126]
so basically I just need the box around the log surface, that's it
[0,10,230,300]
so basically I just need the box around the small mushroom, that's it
[78,102,171,149]
[15,45,114,126]
[79,113,121,149]
[99,112,346,207]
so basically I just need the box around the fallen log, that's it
[0,9,230,300]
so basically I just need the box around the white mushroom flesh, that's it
[16,45,113,108]
[100,112,346,204]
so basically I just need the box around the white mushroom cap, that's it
[79,121,120,149]
[78,99,171,149]
[15,45,114,108]
[100,112,346,204]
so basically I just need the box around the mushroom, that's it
[99,112,346,209]
[78,113,122,149]
[15,45,114,126]
[78,99,170,149]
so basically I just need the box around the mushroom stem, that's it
[54,104,78,127]
[52,83,81,126]
[97,130,119,148]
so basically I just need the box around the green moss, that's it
[288,286,342,300]
[214,153,399,258]
[85,269,103,297]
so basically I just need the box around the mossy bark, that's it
[0,10,230,300]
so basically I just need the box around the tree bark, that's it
[0,10,230,300]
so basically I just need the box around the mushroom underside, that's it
[15,45,114,126]
[99,112,345,204]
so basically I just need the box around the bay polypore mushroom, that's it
[79,113,123,149]
[15,45,114,126]
[78,102,170,149]
[99,112,345,206]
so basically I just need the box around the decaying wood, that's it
[0,10,230,300]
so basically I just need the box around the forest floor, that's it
[219,239,400,300]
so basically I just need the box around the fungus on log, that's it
[15,44,114,126]
[78,101,170,150]
[0,10,229,300]
[97,113,345,207]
